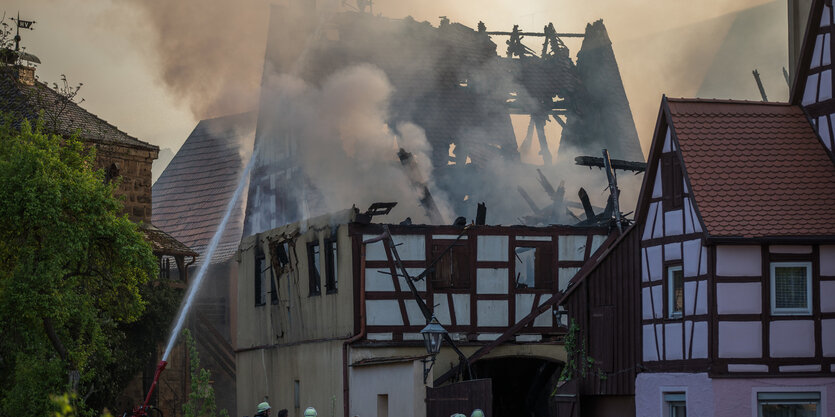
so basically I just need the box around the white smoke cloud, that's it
[257,64,451,224]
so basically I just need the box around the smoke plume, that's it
[124,0,271,119]
[257,64,451,224]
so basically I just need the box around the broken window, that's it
[255,251,267,306]
[661,152,683,211]
[325,238,338,293]
[308,241,321,296]
[430,241,470,289]
[514,245,553,289]
[269,240,290,304]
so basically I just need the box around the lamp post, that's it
[420,315,447,384]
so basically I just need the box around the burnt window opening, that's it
[661,152,683,211]
[104,162,120,184]
[667,264,684,318]
[430,242,470,289]
[275,241,290,268]
[270,267,278,304]
[514,245,553,289]
[308,241,321,296]
[255,250,267,306]
[325,238,338,294]
[269,240,290,304]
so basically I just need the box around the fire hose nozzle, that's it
[141,360,168,409]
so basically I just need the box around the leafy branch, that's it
[182,329,229,417]
[557,319,607,385]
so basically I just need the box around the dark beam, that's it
[574,156,647,172]
[486,31,584,38]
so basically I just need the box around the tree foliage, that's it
[182,329,229,417]
[0,117,158,416]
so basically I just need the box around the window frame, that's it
[770,261,813,316]
[308,240,322,296]
[430,240,471,290]
[513,243,554,290]
[663,392,686,417]
[757,391,820,417]
[666,264,684,319]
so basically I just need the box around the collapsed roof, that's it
[244,7,644,234]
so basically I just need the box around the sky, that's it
[5,0,786,159]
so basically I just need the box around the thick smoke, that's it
[124,0,271,119]
[258,64,452,224]
[118,0,783,151]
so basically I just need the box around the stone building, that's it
[0,61,197,416]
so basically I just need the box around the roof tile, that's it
[667,98,835,238]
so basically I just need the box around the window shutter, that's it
[534,245,554,289]
[672,156,683,209]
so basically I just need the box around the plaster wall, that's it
[821,245,835,275]
[236,340,345,417]
[715,245,761,276]
[349,360,425,417]
[237,211,356,349]
[718,321,762,358]
[637,373,835,417]
[712,376,834,417]
[770,320,815,357]
[636,373,714,417]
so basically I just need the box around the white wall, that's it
[349,360,425,417]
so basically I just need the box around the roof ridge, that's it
[666,97,793,106]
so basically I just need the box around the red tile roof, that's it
[152,112,255,263]
[667,98,835,238]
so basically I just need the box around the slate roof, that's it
[152,112,255,264]
[140,222,198,257]
[0,72,157,150]
[667,98,835,238]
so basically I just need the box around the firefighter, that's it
[254,401,271,417]
[304,407,318,417]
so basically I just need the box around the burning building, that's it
[236,207,610,417]
[233,2,646,417]
[243,3,644,234]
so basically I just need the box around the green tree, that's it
[182,329,229,417]
[0,117,158,416]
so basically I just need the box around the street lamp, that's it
[420,315,447,384]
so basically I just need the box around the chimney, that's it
[15,65,35,86]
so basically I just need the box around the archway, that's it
[471,357,563,417]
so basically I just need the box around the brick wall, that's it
[94,143,158,223]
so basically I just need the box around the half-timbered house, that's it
[559,96,835,417]
[556,2,835,415]
[235,208,610,417]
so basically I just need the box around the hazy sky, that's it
[6,0,782,155]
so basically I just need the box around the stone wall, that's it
[95,143,158,222]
